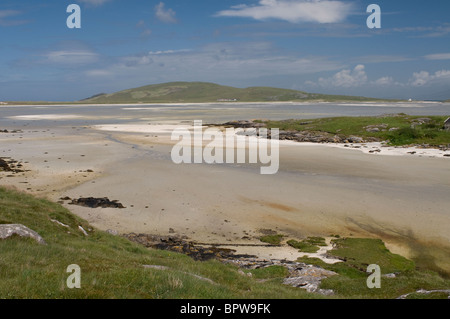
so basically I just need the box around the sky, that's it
[1,0,450,101]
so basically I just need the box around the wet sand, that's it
[1,107,450,275]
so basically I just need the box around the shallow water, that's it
[1,102,449,127]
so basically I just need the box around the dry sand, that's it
[1,121,450,273]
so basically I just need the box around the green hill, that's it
[80,81,390,104]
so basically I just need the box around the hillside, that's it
[1,186,449,299]
[80,81,390,104]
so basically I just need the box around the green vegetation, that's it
[287,237,327,253]
[1,187,449,299]
[0,187,314,299]
[297,238,450,299]
[246,266,290,280]
[77,82,393,104]
[262,114,450,147]
[259,234,284,245]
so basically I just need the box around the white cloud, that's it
[409,70,450,86]
[78,0,112,6]
[373,76,395,86]
[148,49,192,55]
[0,10,29,26]
[155,2,177,24]
[424,53,450,61]
[0,10,20,18]
[317,64,367,88]
[83,42,343,86]
[216,0,354,24]
[43,50,99,65]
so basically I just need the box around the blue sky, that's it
[1,0,450,101]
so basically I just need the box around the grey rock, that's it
[143,265,170,270]
[397,289,450,299]
[283,265,337,295]
[347,136,364,143]
[106,229,119,236]
[0,224,46,245]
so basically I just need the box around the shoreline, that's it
[1,117,450,275]
[2,100,449,108]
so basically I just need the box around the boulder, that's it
[283,265,337,295]
[0,224,46,245]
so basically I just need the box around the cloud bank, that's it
[215,0,354,24]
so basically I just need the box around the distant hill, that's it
[80,81,392,104]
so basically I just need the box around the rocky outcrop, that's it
[224,258,336,295]
[67,197,125,209]
[283,265,336,295]
[0,157,25,173]
[397,289,450,299]
[0,224,46,245]
[123,233,253,261]
[219,120,376,144]
[124,232,337,295]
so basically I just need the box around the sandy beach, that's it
[1,103,449,275]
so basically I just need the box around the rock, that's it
[69,197,125,209]
[397,289,450,299]
[0,224,46,245]
[0,157,24,173]
[347,136,364,143]
[106,229,119,236]
[283,265,337,295]
[143,265,170,270]
[78,226,89,236]
[51,219,69,228]
[365,124,388,133]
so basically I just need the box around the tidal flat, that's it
[1,102,450,277]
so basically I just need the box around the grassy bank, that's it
[298,238,450,299]
[0,187,449,299]
[0,186,314,299]
[261,114,450,147]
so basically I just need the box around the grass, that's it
[246,266,290,280]
[71,82,394,104]
[0,186,314,299]
[259,234,284,245]
[262,114,450,147]
[297,238,450,299]
[287,237,327,253]
[1,186,449,299]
